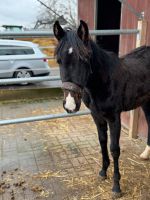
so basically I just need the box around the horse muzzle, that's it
[62,82,82,113]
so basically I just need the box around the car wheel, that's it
[13,68,33,85]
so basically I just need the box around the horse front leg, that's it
[108,114,122,198]
[92,113,110,179]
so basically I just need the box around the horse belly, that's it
[123,92,150,111]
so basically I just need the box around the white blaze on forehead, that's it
[68,47,73,54]
[64,93,76,111]
[140,145,150,160]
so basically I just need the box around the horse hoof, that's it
[140,146,150,160]
[140,153,149,160]
[99,170,107,180]
[98,175,107,181]
[112,192,122,199]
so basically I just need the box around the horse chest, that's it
[82,90,116,118]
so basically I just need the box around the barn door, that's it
[96,0,121,54]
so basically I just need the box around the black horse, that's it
[53,20,150,198]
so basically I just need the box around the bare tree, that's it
[35,0,77,29]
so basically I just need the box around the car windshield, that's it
[0,45,35,56]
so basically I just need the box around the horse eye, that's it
[57,58,62,65]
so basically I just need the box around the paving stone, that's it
[0,98,148,200]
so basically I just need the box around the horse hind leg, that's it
[140,102,150,160]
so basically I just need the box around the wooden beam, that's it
[129,19,147,138]
[129,109,139,138]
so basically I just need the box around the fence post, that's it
[129,17,147,138]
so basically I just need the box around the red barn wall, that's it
[119,0,150,56]
[78,0,150,138]
[120,0,150,137]
[78,0,96,29]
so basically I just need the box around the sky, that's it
[0,0,40,29]
[0,0,77,30]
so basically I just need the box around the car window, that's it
[0,46,13,55]
[0,45,35,56]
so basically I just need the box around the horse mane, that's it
[89,40,120,75]
[55,31,91,61]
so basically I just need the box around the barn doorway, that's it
[96,0,121,54]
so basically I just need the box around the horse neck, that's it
[85,44,122,101]
[87,43,111,85]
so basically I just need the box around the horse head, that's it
[53,20,92,113]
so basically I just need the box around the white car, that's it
[0,39,50,79]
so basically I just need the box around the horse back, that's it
[119,46,150,110]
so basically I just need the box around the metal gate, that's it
[0,26,143,139]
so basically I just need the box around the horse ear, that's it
[77,20,89,43]
[53,21,65,41]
